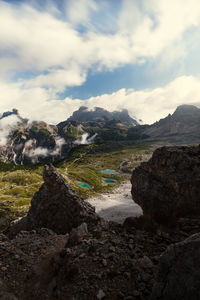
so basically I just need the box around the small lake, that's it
[101,169,119,174]
[77,182,93,189]
[104,179,117,184]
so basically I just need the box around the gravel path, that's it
[87,181,142,223]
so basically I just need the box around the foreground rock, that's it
[131,145,200,225]
[6,165,99,237]
[2,215,200,298]
[151,233,200,300]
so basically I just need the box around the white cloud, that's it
[0,76,200,125]
[25,136,66,163]
[1,0,200,90]
[0,115,22,146]
[65,0,98,25]
[0,0,200,126]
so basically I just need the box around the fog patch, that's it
[74,133,97,145]
[25,136,66,162]
[0,115,21,146]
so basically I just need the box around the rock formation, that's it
[67,106,138,125]
[151,233,200,300]
[131,145,200,225]
[6,165,99,237]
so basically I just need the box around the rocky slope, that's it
[128,104,200,144]
[131,145,200,225]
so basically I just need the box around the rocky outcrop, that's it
[131,145,200,225]
[6,165,99,237]
[151,233,200,300]
[67,106,138,125]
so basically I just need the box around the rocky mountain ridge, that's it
[129,104,200,144]
[0,104,199,165]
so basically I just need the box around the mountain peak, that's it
[67,106,138,125]
[173,104,200,115]
[0,108,19,120]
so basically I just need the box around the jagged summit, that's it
[67,106,138,125]
[0,108,19,120]
[174,104,200,114]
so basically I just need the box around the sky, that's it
[0,0,200,124]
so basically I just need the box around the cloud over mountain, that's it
[0,0,200,124]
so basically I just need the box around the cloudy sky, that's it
[0,0,200,124]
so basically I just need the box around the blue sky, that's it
[0,0,200,124]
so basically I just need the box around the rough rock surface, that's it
[1,216,200,299]
[6,165,99,237]
[131,145,200,225]
[151,233,200,300]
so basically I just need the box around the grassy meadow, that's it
[0,143,151,230]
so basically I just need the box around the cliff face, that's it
[131,145,200,225]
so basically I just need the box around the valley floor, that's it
[88,180,142,223]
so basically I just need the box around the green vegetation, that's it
[31,126,51,136]
[0,142,151,230]
[64,124,84,138]
[39,128,51,136]
[0,164,43,230]
[31,126,38,132]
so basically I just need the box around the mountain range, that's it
[0,104,199,164]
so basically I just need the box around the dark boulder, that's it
[151,233,200,300]
[6,165,99,237]
[131,145,200,225]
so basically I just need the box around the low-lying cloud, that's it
[0,115,22,146]
[0,75,200,125]
[25,137,66,162]
[74,133,98,145]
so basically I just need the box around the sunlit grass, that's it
[0,142,151,229]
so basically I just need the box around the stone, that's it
[97,289,106,299]
[131,145,200,225]
[6,165,99,237]
[67,223,89,247]
[102,259,107,267]
[120,160,131,173]
[151,233,200,300]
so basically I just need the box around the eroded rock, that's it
[131,145,200,225]
[151,233,200,300]
[6,165,99,237]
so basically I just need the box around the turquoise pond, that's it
[76,182,93,189]
[101,169,119,174]
[104,179,117,184]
